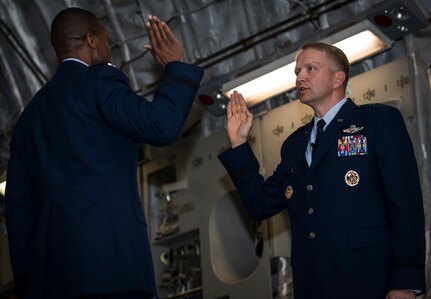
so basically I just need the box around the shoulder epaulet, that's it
[357,103,392,110]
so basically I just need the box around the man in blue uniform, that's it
[218,43,425,299]
[5,7,203,299]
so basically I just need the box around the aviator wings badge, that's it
[342,125,364,134]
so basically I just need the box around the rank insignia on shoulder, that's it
[338,135,367,157]
[342,125,363,134]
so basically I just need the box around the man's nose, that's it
[296,75,304,85]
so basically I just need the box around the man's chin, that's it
[298,97,308,104]
[298,97,315,109]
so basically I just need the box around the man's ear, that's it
[86,33,97,49]
[334,71,346,89]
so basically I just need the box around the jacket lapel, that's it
[308,99,356,175]
[296,121,313,174]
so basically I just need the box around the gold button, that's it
[285,185,293,199]
[309,232,316,239]
[307,208,314,215]
[306,184,313,191]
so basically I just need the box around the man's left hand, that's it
[144,15,184,66]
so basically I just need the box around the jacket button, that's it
[306,184,313,191]
[308,208,314,215]
[309,232,316,239]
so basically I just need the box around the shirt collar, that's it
[313,98,348,129]
[61,58,89,67]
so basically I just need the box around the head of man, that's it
[294,42,349,116]
[51,7,111,65]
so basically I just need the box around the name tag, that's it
[338,135,367,157]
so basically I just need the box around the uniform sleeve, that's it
[218,142,288,220]
[4,124,40,296]
[94,61,203,146]
[375,107,425,293]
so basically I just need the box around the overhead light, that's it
[323,22,393,64]
[391,6,409,21]
[222,54,297,108]
[368,0,428,40]
[0,181,6,196]
[222,20,393,107]
[195,76,230,116]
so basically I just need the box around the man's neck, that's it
[312,94,346,118]
[58,51,92,66]
[61,58,89,67]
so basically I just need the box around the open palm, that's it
[227,91,253,148]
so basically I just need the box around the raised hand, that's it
[227,91,253,148]
[143,15,184,66]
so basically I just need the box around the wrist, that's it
[231,141,246,149]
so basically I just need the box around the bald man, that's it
[5,7,203,299]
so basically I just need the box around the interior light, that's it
[223,61,296,107]
[223,20,393,107]
[0,181,6,196]
[397,25,409,32]
[332,30,390,64]
[391,6,409,20]
[368,0,428,41]
[198,94,214,105]
[374,15,393,27]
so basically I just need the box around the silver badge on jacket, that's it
[345,170,360,187]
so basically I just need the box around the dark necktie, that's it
[312,119,326,154]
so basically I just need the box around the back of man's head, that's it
[51,7,103,60]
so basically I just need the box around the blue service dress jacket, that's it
[5,60,203,298]
[218,99,425,299]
